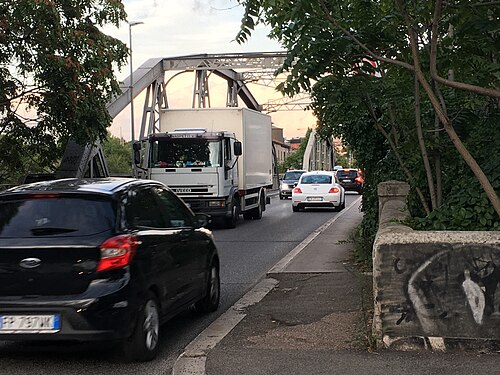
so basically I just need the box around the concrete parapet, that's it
[372,181,500,352]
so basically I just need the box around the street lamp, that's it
[128,20,144,172]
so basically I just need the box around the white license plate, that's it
[0,314,60,332]
[307,197,323,201]
[342,179,351,182]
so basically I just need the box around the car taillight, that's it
[293,187,302,193]
[329,187,340,193]
[355,176,364,183]
[96,235,139,272]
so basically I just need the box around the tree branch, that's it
[396,0,500,216]
[430,0,500,99]
[364,93,431,215]
[317,0,415,71]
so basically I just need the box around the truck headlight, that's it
[209,200,225,208]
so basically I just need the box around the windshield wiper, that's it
[30,227,78,235]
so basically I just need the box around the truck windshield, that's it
[150,138,221,168]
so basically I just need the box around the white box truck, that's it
[135,107,273,228]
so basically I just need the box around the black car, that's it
[0,178,220,361]
[335,168,364,194]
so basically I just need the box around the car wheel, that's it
[292,205,299,212]
[122,292,160,362]
[195,261,220,313]
[225,197,240,229]
[279,194,284,200]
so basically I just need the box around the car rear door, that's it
[123,186,182,312]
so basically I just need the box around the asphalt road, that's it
[0,193,360,375]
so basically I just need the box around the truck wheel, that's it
[121,292,160,362]
[251,194,263,220]
[225,197,239,228]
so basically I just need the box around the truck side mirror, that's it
[234,141,242,156]
[134,150,141,165]
[132,142,141,165]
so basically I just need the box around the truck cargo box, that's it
[160,108,273,191]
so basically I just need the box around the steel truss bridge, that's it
[54,52,332,180]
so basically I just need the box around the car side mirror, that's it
[193,213,211,228]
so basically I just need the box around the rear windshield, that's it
[336,170,358,179]
[301,175,332,184]
[284,171,305,180]
[0,195,116,238]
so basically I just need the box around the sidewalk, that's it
[176,200,500,375]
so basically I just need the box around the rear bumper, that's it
[293,202,340,209]
[0,278,137,342]
[339,182,362,191]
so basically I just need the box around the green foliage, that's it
[0,0,128,182]
[236,0,500,262]
[280,129,311,171]
[102,134,132,176]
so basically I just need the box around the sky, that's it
[103,0,316,141]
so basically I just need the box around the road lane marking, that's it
[172,278,278,375]
[267,196,362,274]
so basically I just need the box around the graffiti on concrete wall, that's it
[380,244,500,339]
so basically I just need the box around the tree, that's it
[0,0,128,184]
[236,0,500,219]
[280,128,311,171]
[102,134,132,175]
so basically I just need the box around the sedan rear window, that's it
[301,175,332,184]
[336,170,358,179]
[0,195,115,238]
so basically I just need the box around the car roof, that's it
[1,178,163,196]
[300,171,336,177]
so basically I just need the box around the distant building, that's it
[272,126,291,165]
[287,137,303,151]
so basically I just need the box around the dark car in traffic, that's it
[0,178,220,361]
[279,169,307,199]
[335,168,364,194]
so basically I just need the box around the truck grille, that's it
[171,186,212,196]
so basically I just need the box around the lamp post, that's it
[128,20,144,173]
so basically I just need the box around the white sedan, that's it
[291,171,345,212]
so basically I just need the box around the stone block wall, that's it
[372,181,500,350]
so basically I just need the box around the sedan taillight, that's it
[329,187,340,193]
[97,235,139,272]
[293,187,302,193]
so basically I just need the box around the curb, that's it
[172,196,362,375]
